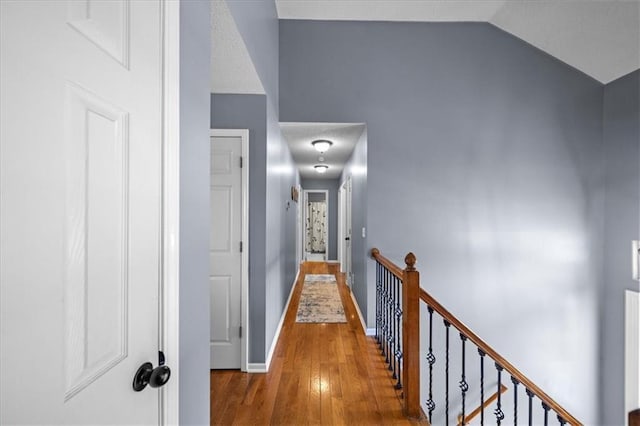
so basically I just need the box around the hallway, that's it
[210,262,423,425]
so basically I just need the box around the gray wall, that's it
[179,1,211,424]
[225,1,298,364]
[301,178,339,260]
[340,129,368,319]
[280,20,604,423]
[601,70,640,425]
[211,94,268,363]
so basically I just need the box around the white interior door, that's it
[1,1,166,424]
[209,131,246,370]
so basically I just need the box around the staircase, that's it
[371,248,582,426]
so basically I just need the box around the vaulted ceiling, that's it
[275,0,640,84]
[212,0,639,178]
[212,0,639,93]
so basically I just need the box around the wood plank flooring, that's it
[210,262,426,425]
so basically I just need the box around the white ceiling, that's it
[276,0,640,84]
[211,0,264,94]
[281,122,366,179]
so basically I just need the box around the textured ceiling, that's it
[211,0,264,94]
[276,0,640,84]
[281,122,366,179]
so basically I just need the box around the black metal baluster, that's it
[380,267,385,353]
[390,273,396,376]
[459,334,468,425]
[526,389,534,426]
[425,307,436,423]
[494,364,505,425]
[557,415,567,425]
[478,349,485,426]
[376,263,381,345]
[444,320,451,426]
[387,271,393,369]
[387,272,394,372]
[394,276,402,389]
[542,402,550,426]
[511,377,519,425]
[383,269,389,362]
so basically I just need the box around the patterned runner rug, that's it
[296,274,347,323]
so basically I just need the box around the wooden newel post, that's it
[402,252,421,419]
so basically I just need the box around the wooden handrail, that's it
[370,248,404,280]
[370,247,581,426]
[420,288,582,425]
[457,384,507,426]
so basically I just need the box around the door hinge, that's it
[240,241,243,253]
[239,325,242,338]
[239,156,243,168]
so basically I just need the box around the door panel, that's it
[210,136,243,369]
[1,1,163,423]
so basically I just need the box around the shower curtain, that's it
[306,201,326,253]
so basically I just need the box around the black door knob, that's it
[149,365,171,388]
[345,237,350,241]
[133,352,171,392]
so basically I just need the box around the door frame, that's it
[210,128,250,371]
[303,189,329,261]
[338,182,345,271]
[338,177,352,286]
[296,184,303,267]
[161,1,180,423]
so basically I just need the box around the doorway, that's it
[209,129,249,371]
[303,190,329,261]
[338,177,353,287]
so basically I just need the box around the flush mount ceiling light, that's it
[314,164,329,174]
[311,139,333,153]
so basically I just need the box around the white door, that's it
[210,131,246,369]
[1,1,166,424]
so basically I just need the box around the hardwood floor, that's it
[210,262,425,425]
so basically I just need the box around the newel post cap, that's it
[404,252,417,271]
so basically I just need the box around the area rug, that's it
[296,274,347,323]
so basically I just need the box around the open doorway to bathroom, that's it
[303,189,329,261]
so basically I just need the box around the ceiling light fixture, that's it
[314,164,329,174]
[312,139,333,153]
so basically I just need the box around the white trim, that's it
[160,1,180,424]
[246,363,268,373]
[251,269,300,373]
[338,183,345,272]
[210,128,250,372]
[625,290,640,426]
[365,328,376,336]
[350,290,368,334]
[296,184,303,267]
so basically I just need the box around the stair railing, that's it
[370,248,582,425]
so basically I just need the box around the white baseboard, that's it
[246,363,267,373]
[259,269,300,374]
[365,328,376,336]
[350,290,369,334]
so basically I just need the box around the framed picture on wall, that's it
[291,186,299,202]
